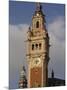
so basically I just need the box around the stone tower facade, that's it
[26,3,50,88]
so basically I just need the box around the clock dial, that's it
[33,58,41,66]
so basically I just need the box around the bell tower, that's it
[26,2,50,88]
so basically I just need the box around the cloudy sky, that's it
[9,1,65,89]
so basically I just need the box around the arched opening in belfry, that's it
[36,21,39,28]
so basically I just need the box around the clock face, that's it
[33,58,41,67]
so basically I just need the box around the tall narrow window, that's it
[35,44,38,49]
[32,44,34,50]
[36,21,39,28]
[39,43,41,49]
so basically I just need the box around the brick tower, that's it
[26,2,50,88]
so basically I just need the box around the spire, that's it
[36,2,42,12]
[34,2,44,17]
[51,69,54,78]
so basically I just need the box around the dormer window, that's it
[36,21,39,28]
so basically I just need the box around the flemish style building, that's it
[19,2,65,88]
[26,2,50,88]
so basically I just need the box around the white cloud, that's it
[9,24,29,88]
[48,16,65,42]
[48,16,65,79]
[9,16,65,88]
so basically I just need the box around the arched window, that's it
[35,44,38,49]
[32,44,34,50]
[36,21,39,28]
[39,43,41,49]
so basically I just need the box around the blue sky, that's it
[9,1,65,89]
[9,1,65,25]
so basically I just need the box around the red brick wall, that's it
[30,67,42,87]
